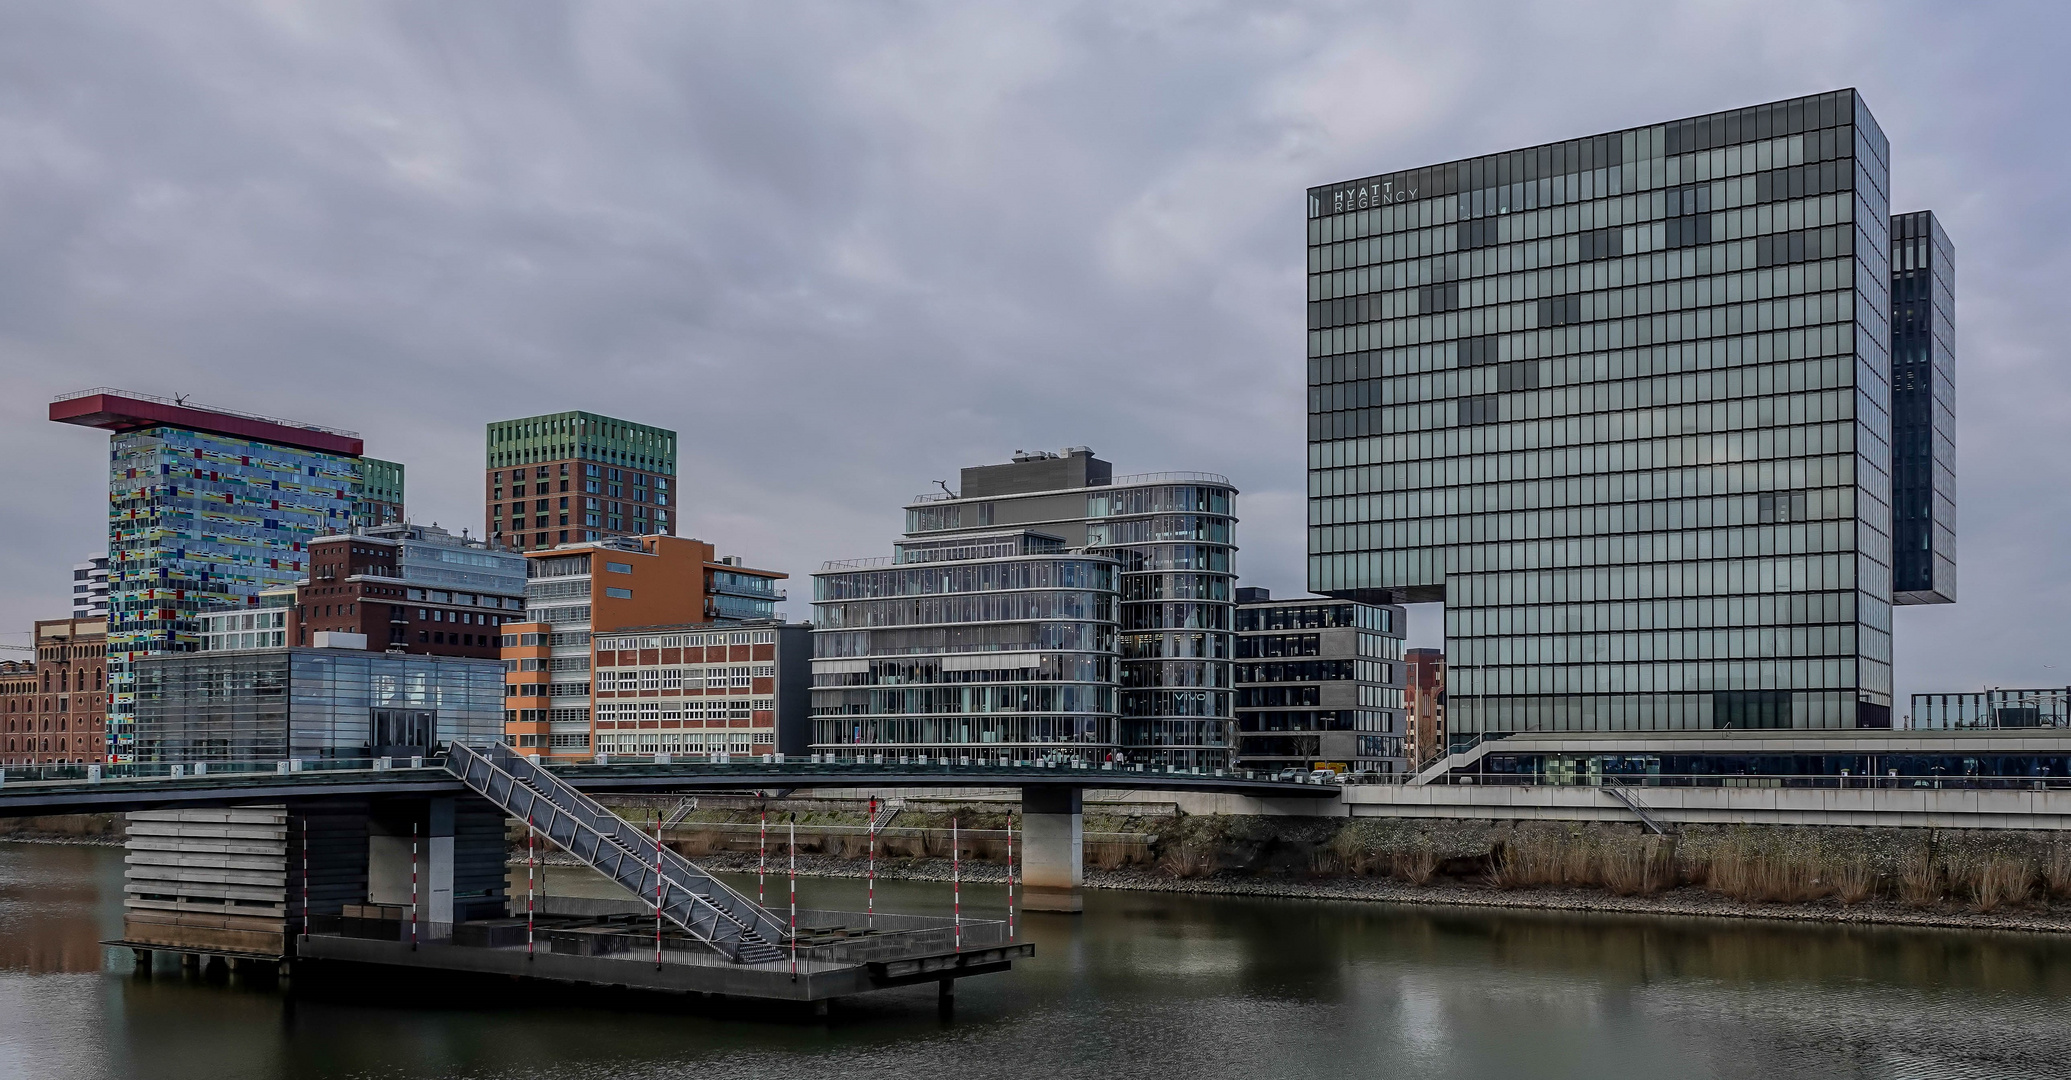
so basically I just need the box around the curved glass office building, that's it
[811,529,1120,760]
[889,449,1239,768]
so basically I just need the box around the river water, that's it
[4,840,2070,1080]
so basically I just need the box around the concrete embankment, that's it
[579,795,2071,934]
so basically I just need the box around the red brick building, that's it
[1404,648,1446,769]
[1,618,109,764]
[267,523,525,659]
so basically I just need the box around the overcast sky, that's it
[1,2,2063,714]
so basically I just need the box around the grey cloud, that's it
[0,1,2065,716]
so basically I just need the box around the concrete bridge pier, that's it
[1019,787,1083,913]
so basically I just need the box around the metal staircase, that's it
[445,742,788,964]
[1601,781,1673,836]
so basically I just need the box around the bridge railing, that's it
[1412,772,2071,791]
[0,749,1346,790]
[0,756,439,786]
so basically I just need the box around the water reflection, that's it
[2,841,2068,1080]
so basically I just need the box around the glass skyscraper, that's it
[1890,210,1955,605]
[1306,90,1952,735]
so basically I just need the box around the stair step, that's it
[446,742,790,965]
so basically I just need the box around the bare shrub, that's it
[1831,856,1877,906]
[1970,857,2034,914]
[1157,841,1220,879]
[1396,847,1439,886]
[1898,850,1942,908]
[2045,845,2071,900]
[1087,841,1135,871]
[1327,831,1388,877]
[1307,849,1345,876]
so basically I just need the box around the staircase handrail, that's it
[461,742,791,950]
[444,742,783,962]
[478,742,788,945]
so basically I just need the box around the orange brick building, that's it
[501,534,788,757]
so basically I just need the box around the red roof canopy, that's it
[49,390,363,457]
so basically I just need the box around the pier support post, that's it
[1019,786,1083,913]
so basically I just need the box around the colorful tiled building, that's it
[51,389,366,759]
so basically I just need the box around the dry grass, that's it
[1832,856,1878,906]
[1600,837,1675,897]
[2046,846,2071,900]
[1489,832,1598,890]
[1969,857,2034,913]
[1157,841,1221,879]
[1088,840,1147,871]
[1395,848,1439,886]
[1326,832,1391,877]
[1898,850,1943,908]
[1705,851,1827,904]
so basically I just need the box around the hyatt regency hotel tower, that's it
[1306,89,1955,736]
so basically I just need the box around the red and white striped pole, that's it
[1006,812,1015,942]
[788,816,797,977]
[654,818,663,969]
[526,815,536,959]
[952,815,961,954]
[758,810,767,905]
[410,822,419,951]
[300,816,309,944]
[867,796,877,930]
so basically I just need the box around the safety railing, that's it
[304,909,1010,971]
[0,755,436,786]
[1416,772,2071,791]
[0,750,1333,790]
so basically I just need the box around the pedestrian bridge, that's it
[0,753,1337,818]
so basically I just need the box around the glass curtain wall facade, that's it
[900,450,1240,768]
[1911,689,2069,730]
[133,648,503,763]
[1308,89,1909,733]
[1889,210,1956,605]
[1233,591,1406,774]
[353,457,406,528]
[106,428,362,757]
[811,530,1119,761]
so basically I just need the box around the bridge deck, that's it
[0,760,1338,817]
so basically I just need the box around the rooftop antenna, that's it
[934,480,955,498]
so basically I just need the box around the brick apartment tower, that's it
[485,412,677,552]
[1403,648,1446,769]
